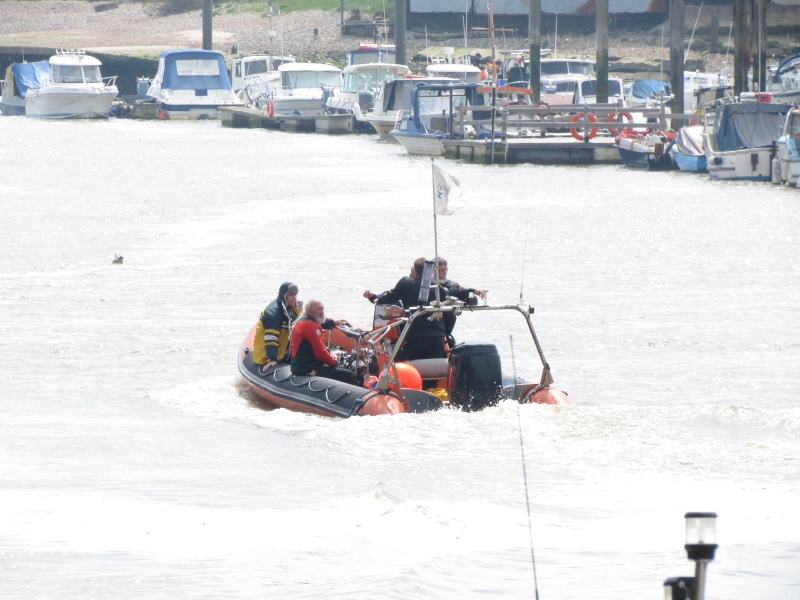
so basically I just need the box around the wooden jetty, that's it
[220,106,352,133]
[445,136,621,165]
[217,100,697,166]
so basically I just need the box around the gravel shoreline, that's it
[0,1,734,75]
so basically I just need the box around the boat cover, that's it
[7,61,50,98]
[674,124,705,156]
[157,50,233,91]
[631,78,670,99]
[714,102,793,150]
[775,52,800,75]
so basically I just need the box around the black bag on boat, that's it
[448,343,502,411]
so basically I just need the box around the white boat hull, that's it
[364,114,402,140]
[703,133,775,181]
[271,90,328,117]
[154,90,242,120]
[391,131,446,156]
[25,85,118,119]
[775,140,800,186]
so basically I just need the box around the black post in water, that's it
[596,0,609,103]
[528,0,541,105]
[202,0,212,50]
[753,0,767,93]
[670,0,685,126]
[395,0,407,65]
[734,0,750,96]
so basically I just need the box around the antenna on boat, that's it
[510,334,542,600]
[518,202,533,304]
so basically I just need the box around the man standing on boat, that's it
[253,282,302,373]
[290,300,356,384]
[362,257,450,362]
[436,258,484,303]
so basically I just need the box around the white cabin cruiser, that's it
[263,63,342,117]
[1,60,50,116]
[146,50,242,120]
[425,63,483,83]
[24,50,118,119]
[229,54,295,104]
[326,62,410,132]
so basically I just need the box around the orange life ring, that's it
[267,97,275,118]
[606,111,634,135]
[570,112,598,141]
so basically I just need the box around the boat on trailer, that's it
[238,300,570,417]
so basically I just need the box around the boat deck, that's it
[220,105,352,133]
[444,135,622,165]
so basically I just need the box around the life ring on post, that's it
[266,97,275,118]
[570,112,598,141]
[606,111,634,135]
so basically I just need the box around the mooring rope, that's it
[511,334,541,599]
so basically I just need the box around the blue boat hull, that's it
[672,151,708,173]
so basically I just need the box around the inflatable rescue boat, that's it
[238,300,570,417]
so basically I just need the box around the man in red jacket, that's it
[290,299,356,384]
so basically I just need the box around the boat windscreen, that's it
[53,65,86,83]
[284,71,341,88]
[245,60,269,76]
[580,79,623,96]
[176,59,220,76]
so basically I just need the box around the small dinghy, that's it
[238,300,570,417]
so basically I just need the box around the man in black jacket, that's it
[362,257,449,361]
[436,258,485,303]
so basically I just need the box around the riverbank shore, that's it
[0,1,751,75]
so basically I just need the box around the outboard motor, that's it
[321,84,336,113]
[448,342,503,411]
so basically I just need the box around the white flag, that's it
[432,163,463,216]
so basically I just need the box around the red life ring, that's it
[606,111,634,135]
[267,97,275,118]
[570,112,598,141]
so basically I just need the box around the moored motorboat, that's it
[703,98,792,181]
[325,62,411,132]
[390,81,483,156]
[229,53,296,104]
[261,62,342,117]
[615,129,677,170]
[670,124,707,173]
[364,75,456,140]
[774,105,800,186]
[1,60,50,116]
[146,49,242,120]
[238,300,570,417]
[24,50,118,119]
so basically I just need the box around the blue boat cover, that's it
[631,78,670,99]
[715,102,792,150]
[158,50,232,91]
[10,61,50,97]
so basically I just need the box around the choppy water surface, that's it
[1,118,798,599]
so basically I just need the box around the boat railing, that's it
[368,301,553,393]
[452,100,698,141]
[103,76,118,88]
[392,109,404,130]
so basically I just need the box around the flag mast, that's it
[430,158,462,304]
[431,157,441,303]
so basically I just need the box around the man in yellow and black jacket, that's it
[253,282,301,371]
